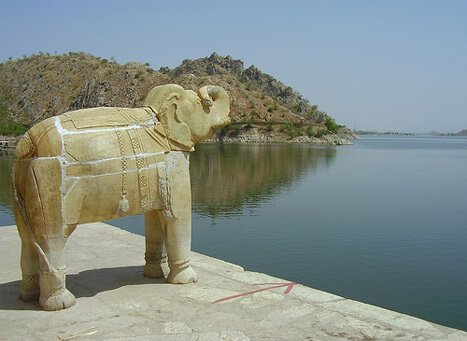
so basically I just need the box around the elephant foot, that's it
[20,274,40,302]
[143,262,169,279]
[167,259,198,284]
[39,268,75,310]
[39,288,76,311]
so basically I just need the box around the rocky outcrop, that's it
[242,66,313,116]
[168,53,244,77]
[69,79,112,109]
[209,127,353,146]
[164,53,325,120]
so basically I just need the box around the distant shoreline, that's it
[356,130,467,137]
[0,129,357,153]
[4,130,467,154]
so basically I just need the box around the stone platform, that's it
[0,223,465,340]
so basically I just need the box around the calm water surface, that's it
[1,136,466,331]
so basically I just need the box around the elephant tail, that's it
[14,132,36,159]
[11,133,32,232]
[11,132,34,203]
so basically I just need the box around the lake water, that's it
[1,136,466,331]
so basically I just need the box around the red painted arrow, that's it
[213,282,296,304]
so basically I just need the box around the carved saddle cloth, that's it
[54,107,179,223]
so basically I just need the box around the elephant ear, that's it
[158,94,194,151]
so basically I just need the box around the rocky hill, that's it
[0,52,354,144]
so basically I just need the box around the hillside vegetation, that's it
[0,52,353,144]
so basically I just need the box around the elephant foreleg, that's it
[165,213,198,284]
[144,210,169,278]
[161,151,198,284]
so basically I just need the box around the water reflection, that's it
[0,153,14,225]
[190,144,336,217]
[0,144,336,224]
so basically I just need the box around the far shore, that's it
[1,128,357,151]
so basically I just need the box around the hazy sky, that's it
[1,0,466,132]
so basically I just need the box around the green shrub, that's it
[219,123,242,138]
[292,103,302,113]
[282,123,302,139]
[0,86,28,136]
[325,117,340,133]
[306,124,314,137]
[306,105,319,119]
[0,120,28,136]
[315,129,327,138]
[0,89,11,120]
[135,70,143,79]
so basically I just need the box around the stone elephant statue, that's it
[11,84,230,310]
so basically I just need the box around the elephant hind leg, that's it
[24,159,76,310]
[35,229,76,311]
[13,200,40,302]
[144,210,169,278]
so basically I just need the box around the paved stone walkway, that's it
[0,223,466,340]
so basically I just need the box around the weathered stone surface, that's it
[0,223,466,340]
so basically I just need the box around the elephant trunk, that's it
[198,86,231,129]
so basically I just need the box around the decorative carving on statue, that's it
[11,84,230,310]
